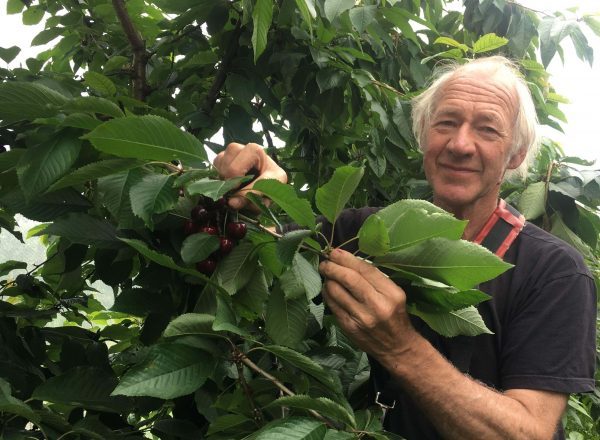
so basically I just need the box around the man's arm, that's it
[319,248,567,440]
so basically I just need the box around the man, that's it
[214,56,596,439]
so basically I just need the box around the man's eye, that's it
[436,120,454,127]
[481,126,498,134]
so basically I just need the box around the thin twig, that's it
[233,349,264,424]
[112,0,149,100]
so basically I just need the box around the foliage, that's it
[0,0,599,438]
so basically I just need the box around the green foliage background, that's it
[0,0,599,438]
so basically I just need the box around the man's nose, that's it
[446,124,475,156]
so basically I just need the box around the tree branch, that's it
[112,0,149,101]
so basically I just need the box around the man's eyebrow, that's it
[432,108,461,118]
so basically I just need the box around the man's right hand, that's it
[213,142,287,211]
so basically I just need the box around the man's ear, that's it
[507,147,527,170]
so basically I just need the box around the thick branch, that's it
[112,0,149,101]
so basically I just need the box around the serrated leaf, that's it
[252,0,273,62]
[358,214,390,256]
[315,166,364,224]
[111,344,214,399]
[0,377,40,423]
[550,214,593,259]
[0,82,67,123]
[409,305,492,337]
[186,176,252,200]
[266,289,308,348]
[163,313,216,338]
[375,237,512,290]
[472,33,508,53]
[63,96,124,118]
[255,416,326,440]
[0,148,24,172]
[434,36,468,52]
[253,179,316,230]
[83,115,207,167]
[215,241,257,295]
[48,158,143,192]
[61,113,102,130]
[207,414,253,436]
[518,181,546,220]
[258,345,342,395]
[181,233,220,264]
[7,0,24,14]
[0,187,91,222]
[37,213,120,248]
[277,229,313,266]
[84,71,117,96]
[32,367,131,413]
[268,395,356,428]
[279,253,322,301]
[324,0,354,23]
[294,0,316,37]
[411,286,491,312]
[130,174,179,228]
[97,168,145,229]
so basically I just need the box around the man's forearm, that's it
[378,336,566,440]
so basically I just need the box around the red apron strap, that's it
[472,199,525,259]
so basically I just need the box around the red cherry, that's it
[196,259,217,275]
[219,237,233,256]
[191,205,209,224]
[199,225,219,236]
[226,222,247,240]
[183,219,196,235]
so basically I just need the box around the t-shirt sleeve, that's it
[499,265,597,393]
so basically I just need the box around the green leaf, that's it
[0,148,24,172]
[47,158,143,192]
[84,71,117,96]
[266,288,308,348]
[215,241,257,295]
[518,181,546,220]
[252,0,273,63]
[583,15,600,38]
[37,213,120,248]
[0,45,20,64]
[412,287,491,312]
[376,200,466,250]
[258,345,342,396]
[111,344,215,399]
[130,174,179,228]
[268,395,355,428]
[163,313,216,338]
[7,0,24,14]
[550,214,593,259]
[253,179,316,230]
[277,229,313,266]
[207,414,253,436]
[32,367,131,413]
[181,233,220,264]
[22,5,45,25]
[186,176,252,200]
[0,82,67,123]
[409,305,493,337]
[349,6,377,34]
[97,168,145,229]
[358,214,390,257]
[279,253,322,301]
[0,260,27,277]
[83,115,207,167]
[315,165,364,224]
[255,417,326,440]
[31,27,63,46]
[62,96,125,118]
[472,33,509,53]
[324,0,354,23]
[294,0,316,37]
[433,36,468,52]
[375,237,512,290]
[0,377,40,423]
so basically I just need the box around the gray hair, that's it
[411,56,540,179]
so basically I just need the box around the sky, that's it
[0,0,599,164]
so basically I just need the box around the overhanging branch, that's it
[112,0,149,101]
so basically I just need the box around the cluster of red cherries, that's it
[183,197,247,275]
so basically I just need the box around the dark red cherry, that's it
[199,225,219,236]
[191,205,209,224]
[219,237,233,256]
[226,222,247,240]
[196,259,217,275]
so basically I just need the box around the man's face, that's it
[423,72,524,216]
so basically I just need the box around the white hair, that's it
[411,56,540,179]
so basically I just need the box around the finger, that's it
[213,143,244,175]
[319,259,374,304]
[327,248,398,296]
[321,279,363,328]
[221,143,264,179]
